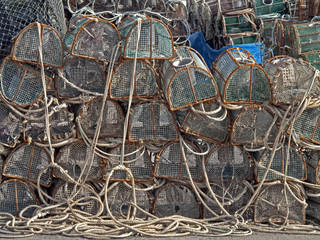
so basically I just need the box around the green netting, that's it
[292,23,320,54]
[224,15,256,34]
[230,34,261,45]
[254,0,286,16]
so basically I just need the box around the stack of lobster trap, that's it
[0,0,320,234]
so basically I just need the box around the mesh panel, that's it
[92,0,116,12]
[264,57,319,105]
[3,144,52,186]
[0,102,22,147]
[0,59,51,107]
[232,105,278,146]
[180,102,229,143]
[254,183,305,224]
[0,180,38,217]
[204,181,253,220]
[117,0,140,12]
[104,144,153,181]
[166,1,188,20]
[307,151,320,184]
[0,0,66,63]
[292,23,320,54]
[306,200,320,222]
[154,183,200,218]
[255,144,307,182]
[58,57,106,98]
[205,0,249,15]
[129,101,178,141]
[64,16,121,62]
[53,182,100,215]
[155,140,202,180]
[254,0,286,16]
[12,23,63,67]
[55,141,103,182]
[205,145,252,181]
[110,59,159,99]
[223,13,257,35]
[78,98,124,139]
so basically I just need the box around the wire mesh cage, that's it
[58,57,106,99]
[116,0,141,12]
[0,102,22,148]
[166,1,188,20]
[0,0,66,63]
[154,140,203,181]
[104,143,153,182]
[258,17,277,48]
[153,183,201,218]
[254,143,307,182]
[106,182,151,219]
[291,21,320,54]
[92,0,116,13]
[77,98,125,140]
[162,46,219,111]
[166,20,190,45]
[142,0,166,13]
[55,141,104,182]
[263,56,320,105]
[23,99,75,143]
[11,23,63,68]
[254,0,287,16]
[0,179,39,217]
[211,48,271,104]
[289,0,311,19]
[300,51,320,70]
[119,16,174,59]
[231,105,279,148]
[205,144,253,182]
[254,182,306,224]
[109,59,159,100]
[179,101,230,144]
[203,180,253,219]
[310,0,320,17]
[307,151,320,184]
[52,182,100,215]
[205,0,250,16]
[0,58,52,107]
[3,143,52,187]
[306,198,320,223]
[128,100,179,142]
[63,16,121,62]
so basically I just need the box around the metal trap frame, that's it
[205,144,253,182]
[0,58,52,107]
[253,0,287,16]
[211,48,271,105]
[77,98,125,140]
[63,15,121,62]
[254,182,306,224]
[205,0,250,16]
[128,100,179,142]
[153,182,201,218]
[11,22,63,68]
[57,56,106,99]
[109,59,160,100]
[54,140,104,183]
[104,143,153,182]
[2,143,52,187]
[119,16,174,59]
[254,143,307,182]
[154,140,203,181]
[162,46,219,111]
[0,179,39,217]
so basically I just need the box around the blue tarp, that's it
[188,32,264,68]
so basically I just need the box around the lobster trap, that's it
[52,182,100,215]
[63,16,121,62]
[109,59,159,100]
[205,0,250,16]
[58,57,106,99]
[254,182,306,224]
[263,56,320,105]
[231,105,279,148]
[55,141,104,182]
[211,48,271,104]
[116,0,141,12]
[92,0,116,13]
[300,51,320,70]
[77,98,125,140]
[0,58,52,107]
[258,17,277,48]
[306,188,320,222]
[0,102,22,148]
[154,140,203,181]
[179,101,229,144]
[11,23,63,68]
[119,16,174,59]
[289,0,311,19]
[203,180,253,219]
[162,46,219,110]
[166,0,188,20]
[0,179,39,217]
[254,143,307,182]
[23,98,75,143]
[128,100,179,142]
[104,143,153,182]
[205,144,253,182]
[3,143,52,187]
[307,151,320,184]
[254,0,287,16]
[153,183,201,218]
[106,182,151,219]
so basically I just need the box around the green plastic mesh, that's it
[292,23,320,54]
[223,14,257,35]
[301,51,320,71]
[254,0,286,16]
